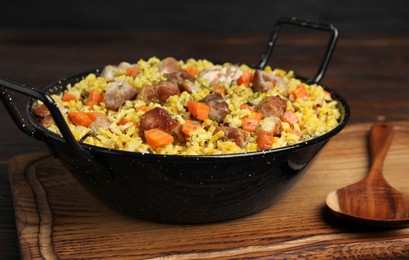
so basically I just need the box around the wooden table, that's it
[0,29,408,259]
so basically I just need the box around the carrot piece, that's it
[135,105,148,112]
[118,118,130,126]
[89,89,104,103]
[62,92,76,101]
[242,117,260,132]
[212,84,226,95]
[187,100,210,121]
[144,128,174,148]
[87,89,104,108]
[68,112,93,127]
[281,110,299,125]
[87,112,106,121]
[182,120,201,137]
[292,85,308,100]
[236,71,254,87]
[125,66,138,77]
[256,131,275,150]
[185,66,198,77]
[240,104,255,112]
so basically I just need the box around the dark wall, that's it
[1,0,408,33]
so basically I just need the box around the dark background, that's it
[1,0,408,32]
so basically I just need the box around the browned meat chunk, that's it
[179,79,200,93]
[156,81,180,102]
[137,85,159,103]
[252,70,286,92]
[39,115,54,128]
[140,107,180,135]
[257,96,287,117]
[89,116,111,135]
[33,103,50,118]
[165,69,200,94]
[103,81,137,110]
[157,57,181,74]
[33,103,54,127]
[200,93,230,123]
[165,69,194,82]
[216,126,249,148]
[138,81,180,104]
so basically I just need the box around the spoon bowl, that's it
[326,122,409,227]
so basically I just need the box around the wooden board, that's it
[9,122,409,259]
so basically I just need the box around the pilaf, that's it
[33,57,341,155]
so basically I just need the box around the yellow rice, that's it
[44,57,341,155]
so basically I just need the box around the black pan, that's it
[0,17,349,223]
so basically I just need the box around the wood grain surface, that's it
[8,122,409,259]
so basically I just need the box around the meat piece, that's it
[200,93,230,123]
[165,69,199,93]
[157,57,181,74]
[156,81,180,102]
[216,126,249,148]
[33,103,50,118]
[103,81,137,110]
[257,96,287,117]
[137,85,159,103]
[199,65,243,86]
[180,79,200,93]
[257,116,282,136]
[138,81,180,104]
[89,116,111,135]
[165,69,194,82]
[33,99,67,128]
[39,115,54,128]
[140,107,180,135]
[100,65,118,82]
[118,62,132,70]
[33,103,54,127]
[252,70,286,92]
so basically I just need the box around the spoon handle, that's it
[367,122,395,181]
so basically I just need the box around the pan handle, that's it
[0,77,87,157]
[258,17,339,83]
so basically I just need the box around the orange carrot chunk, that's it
[87,89,104,108]
[118,118,130,126]
[292,85,308,100]
[62,93,77,102]
[256,131,275,150]
[242,117,260,132]
[125,66,138,77]
[144,128,174,148]
[87,111,106,121]
[187,100,210,121]
[68,112,93,127]
[247,112,264,121]
[212,84,226,95]
[236,71,254,87]
[281,110,299,125]
[135,105,148,112]
[182,120,201,137]
[185,66,198,77]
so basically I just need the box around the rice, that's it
[39,57,341,155]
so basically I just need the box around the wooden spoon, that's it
[326,122,409,227]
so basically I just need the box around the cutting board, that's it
[9,122,409,259]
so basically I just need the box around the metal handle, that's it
[0,77,86,156]
[258,17,339,83]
